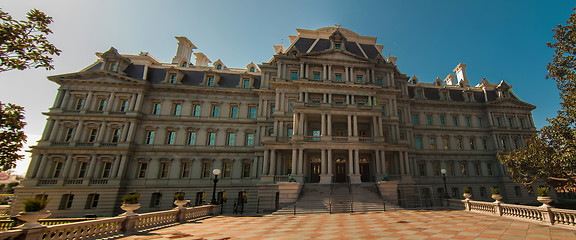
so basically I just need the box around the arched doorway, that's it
[310,156,321,183]
[359,156,371,182]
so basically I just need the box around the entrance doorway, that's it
[335,157,347,183]
[360,163,370,182]
[310,162,320,183]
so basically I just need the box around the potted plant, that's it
[536,186,553,207]
[16,197,51,229]
[120,193,140,216]
[462,187,472,200]
[173,192,189,209]
[491,187,502,203]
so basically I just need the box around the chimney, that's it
[388,56,397,64]
[453,63,469,87]
[172,36,197,66]
[193,52,211,67]
[444,74,456,85]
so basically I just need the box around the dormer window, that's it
[109,61,118,72]
[169,74,177,84]
[208,76,215,86]
[181,62,187,67]
[163,67,183,84]
[313,72,321,80]
[335,43,341,49]
[216,65,222,70]
[416,91,422,99]
[356,75,363,84]
[249,67,255,72]
[243,79,251,88]
[203,72,221,87]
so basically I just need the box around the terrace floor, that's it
[119,209,576,240]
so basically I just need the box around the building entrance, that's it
[360,163,370,182]
[310,162,321,183]
[335,157,347,183]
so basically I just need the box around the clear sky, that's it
[1,0,574,175]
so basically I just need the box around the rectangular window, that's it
[520,118,526,128]
[335,43,341,49]
[222,162,231,178]
[169,74,177,83]
[381,106,386,116]
[470,139,475,150]
[97,99,107,111]
[313,72,320,80]
[508,118,514,127]
[77,162,88,178]
[243,79,250,88]
[227,133,235,146]
[433,163,440,176]
[166,131,176,145]
[430,138,436,149]
[138,162,148,178]
[120,100,129,112]
[413,115,419,125]
[440,116,446,126]
[457,138,463,150]
[246,133,255,146]
[474,163,481,176]
[242,162,251,178]
[416,91,422,99]
[172,103,181,116]
[159,162,169,178]
[415,137,422,149]
[53,161,63,178]
[181,162,191,178]
[59,194,74,210]
[85,194,99,209]
[487,163,494,176]
[152,103,161,115]
[270,107,275,115]
[145,131,155,144]
[208,132,216,146]
[202,162,211,178]
[208,77,214,86]
[111,129,121,143]
[356,75,363,84]
[187,132,197,145]
[193,105,201,116]
[290,71,298,80]
[249,107,257,118]
[483,139,488,150]
[460,163,467,176]
[452,188,459,198]
[447,162,454,176]
[418,162,426,176]
[102,162,112,178]
[426,115,432,125]
[289,101,293,113]
[75,97,85,110]
[288,128,293,137]
[230,106,238,118]
[88,128,98,142]
[477,117,483,127]
[65,128,74,142]
[211,105,220,117]
[335,73,343,82]
[443,137,449,150]
[497,117,502,127]
[376,78,383,86]
[465,117,471,127]
[453,116,458,126]
[150,193,162,207]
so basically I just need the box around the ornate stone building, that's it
[15,27,536,217]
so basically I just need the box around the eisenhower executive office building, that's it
[15,27,536,217]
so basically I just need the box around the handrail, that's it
[374,182,386,211]
[329,182,334,214]
[348,179,353,213]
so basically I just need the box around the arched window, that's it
[249,67,255,72]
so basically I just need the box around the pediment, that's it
[48,70,146,85]
[306,50,370,62]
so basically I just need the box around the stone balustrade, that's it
[448,199,576,229]
[0,205,219,240]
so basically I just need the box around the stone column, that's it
[299,113,304,135]
[269,149,276,176]
[134,92,143,112]
[61,90,70,109]
[354,149,360,175]
[86,155,97,179]
[129,93,137,112]
[345,67,349,82]
[321,114,326,136]
[328,65,332,80]
[348,149,354,175]
[293,112,299,135]
[375,150,381,175]
[84,92,94,111]
[298,148,304,175]
[404,151,411,174]
[378,116,384,137]
[347,115,352,137]
[275,91,280,111]
[381,151,387,174]
[321,149,327,175]
[120,122,130,142]
[35,155,48,178]
[291,149,298,175]
[305,64,310,79]
[73,120,84,142]
[399,151,405,174]
[323,64,327,80]
[300,63,305,78]
[105,92,116,112]
[327,149,333,175]
[116,155,128,178]
[277,63,282,78]
[96,121,108,142]
[262,149,269,176]
[61,155,73,178]
[327,114,332,136]
[353,115,358,137]
[49,120,61,141]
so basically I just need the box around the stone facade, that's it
[14,27,537,217]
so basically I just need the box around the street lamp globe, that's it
[213,169,221,176]
[210,169,222,205]
[441,169,447,175]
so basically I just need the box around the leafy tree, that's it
[0,8,61,72]
[498,9,576,191]
[0,102,26,171]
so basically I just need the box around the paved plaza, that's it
[120,210,576,240]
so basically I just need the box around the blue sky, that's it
[1,0,574,174]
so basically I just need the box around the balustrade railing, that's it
[447,199,576,229]
[0,205,219,239]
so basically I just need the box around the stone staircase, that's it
[273,183,402,215]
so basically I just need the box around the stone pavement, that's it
[119,209,576,240]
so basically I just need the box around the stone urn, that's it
[492,194,503,203]
[16,210,51,229]
[537,196,553,208]
[120,203,141,216]
[463,193,472,200]
[174,200,189,209]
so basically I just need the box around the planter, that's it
[463,193,472,200]
[537,196,553,208]
[492,194,502,203]
[174,200,189,209]
[16,210,51,229]
[120,203,140,216]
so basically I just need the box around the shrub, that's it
[490,187,500,195]
[121,193,140,204]
[463,187,471,194]
[174,192,185,201]
[23,198,49,212]
[537,187,549,197]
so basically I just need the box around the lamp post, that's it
[210,169,221,205]
[441,169,449,199]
